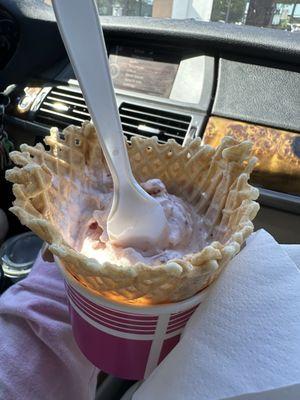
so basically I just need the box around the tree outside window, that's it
[211,0,247,23]
[211,0,300,30]
[96,0,153,17]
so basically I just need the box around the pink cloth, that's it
[0,253,98,400]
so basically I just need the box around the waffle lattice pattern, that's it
[6,122,259,304]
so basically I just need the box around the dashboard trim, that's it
[100,17,300,67]
[258,188,300,216]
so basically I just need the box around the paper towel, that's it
[281,245,300,270]
[133,230,300,400]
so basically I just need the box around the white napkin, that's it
[281,245,300,271]
[133,230,300,400]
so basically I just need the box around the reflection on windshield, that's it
[93,0,300,32]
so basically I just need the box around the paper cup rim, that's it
[55,256,208,314]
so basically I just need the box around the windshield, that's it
[44,1,300,32]
[94,1,299,32]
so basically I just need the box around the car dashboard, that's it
[0,4,298,243]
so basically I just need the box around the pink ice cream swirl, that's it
[81,179,207,266]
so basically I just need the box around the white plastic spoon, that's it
[52,0,168,249]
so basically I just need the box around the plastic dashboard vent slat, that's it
[35,86,89,129]
[35,86,191,144]
[119,102,191,144]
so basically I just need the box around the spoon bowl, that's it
[108,181,168,250]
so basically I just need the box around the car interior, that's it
[0,0,299,398]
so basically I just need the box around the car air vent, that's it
[35,88,191,145]
[119,103,191,144]
[35,86,90,129]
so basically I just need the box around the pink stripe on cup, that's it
[166,325,187,335]
[66,283,158,321]
[67,286,158,328]
[168,311,196,325]
[169,306,198,320]
[166,308,198,333]
[68,294,157,335]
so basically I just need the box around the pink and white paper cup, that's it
[57,259,208,380]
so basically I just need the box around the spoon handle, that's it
[52,0,133,186]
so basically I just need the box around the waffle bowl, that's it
[6,122,259,304]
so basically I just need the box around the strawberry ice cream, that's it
[80,179,208,266]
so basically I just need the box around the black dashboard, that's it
[0,6,18,69]
[0,1,299,242]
